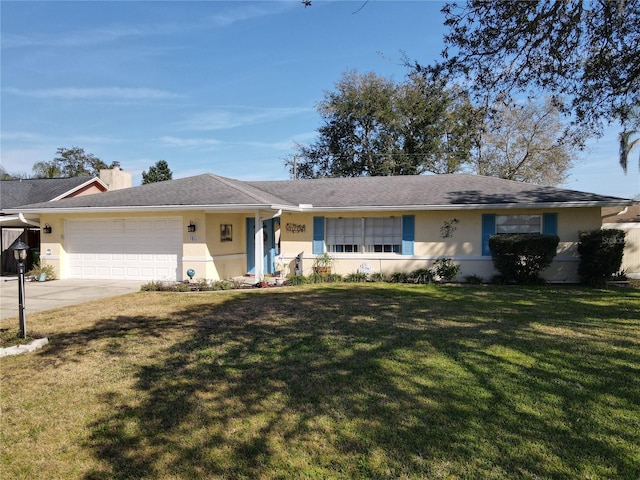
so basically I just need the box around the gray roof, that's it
[7,173,631,213]
[248,174,629,208]
[7,174,290,211]
[0,177,103,210]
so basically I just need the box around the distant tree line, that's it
[1,147,173,185]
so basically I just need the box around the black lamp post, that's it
[11,240,29,339]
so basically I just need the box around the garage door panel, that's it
[66,217,182,281]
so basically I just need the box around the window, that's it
[326,217,402,254]
[495,215,541,234]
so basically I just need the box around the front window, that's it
[496,214,541,234]
[327,217,401,253]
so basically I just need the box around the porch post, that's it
[254,211,264,281]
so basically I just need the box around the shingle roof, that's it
[0,177,103,210]
[247,174,629,208]
[8,174,290,210]
[8,173,631,213]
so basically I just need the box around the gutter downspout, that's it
[254,212,264,282]
[19,213,40,227]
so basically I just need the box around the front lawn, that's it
[1,284,639,479]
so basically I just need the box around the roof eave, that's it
[49,177,109,201]
[298,200,633,212]
[8,203,298,215]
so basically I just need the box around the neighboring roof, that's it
[6,174,291,212]
[7,173,632,214]
[0,177,107,210]
[602,205,640,223]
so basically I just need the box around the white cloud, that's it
[4,87,181,101]
[1,3,293,49]
[159,136,222,148]
[181,106,313,131]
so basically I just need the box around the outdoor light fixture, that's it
[12,240,29,263]
[43,224,52,234]
[10,240,29,339]
[187,221,196,233]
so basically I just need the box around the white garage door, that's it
[66,217,183,281]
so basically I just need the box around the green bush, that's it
[27,262,56,281]
[368,272,388,282]
[409,268,434,284]
[388,272,409,283]
[433,258,461,282]
[286,275,307,286]
[577,229,626,287]
[463,274,484,285]
[489,234,559,285]
[344,272,367,283]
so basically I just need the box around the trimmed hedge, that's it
[577,229,626,287]
[489,234,559,284]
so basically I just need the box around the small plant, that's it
[325,273,343,283]
[344,272,367,283]
[463,274,484,285]
[409,268,434,284]
[287,275,308,286]
[368,272,388,282]
[313,252,335,276]
[433,258,461,283]
[307,272,326,284]
[27,261,56,281]
[388,272,409,283]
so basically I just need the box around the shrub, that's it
[433,258,461,283]
[463,274,484,285]
[325,273,343,283]
[286,275,307,286]
[344,272,367,283]
[409,268,434,284]
[489,234,559,285]
[388,272,409,283]
[306,272,326,284]
[27,262,56,281]
[577,229,626,287]
[368,272,388,282]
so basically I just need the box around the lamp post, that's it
[11,240,29,339]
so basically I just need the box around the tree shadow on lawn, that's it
[43,286,639,479]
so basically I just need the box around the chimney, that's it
[100,164,132,191]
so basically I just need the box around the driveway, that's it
[0,278,144,321]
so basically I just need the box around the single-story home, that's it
[6,173,633,283]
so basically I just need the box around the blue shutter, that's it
[542,213,558,235]
[482,214,496,256]
[313,216,325,254]
[402,215,415,255]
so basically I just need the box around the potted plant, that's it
[313,252,335,276]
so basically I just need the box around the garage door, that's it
[66,217,183,280]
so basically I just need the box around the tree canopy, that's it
[285,70,479,178]
[474,98,577,185]
[32,147,110,178]
[142,160,173,184]
[435,0,640,172]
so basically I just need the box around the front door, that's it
[246,217,280,274]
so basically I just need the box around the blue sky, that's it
[1,0,638,199]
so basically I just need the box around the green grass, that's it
[1,284,639,479]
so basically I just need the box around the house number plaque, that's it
[286,223,306,234]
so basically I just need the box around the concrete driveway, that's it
[0,278,144,321]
